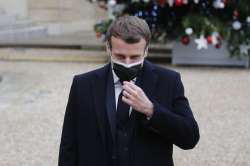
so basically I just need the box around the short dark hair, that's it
[106,15,151,49]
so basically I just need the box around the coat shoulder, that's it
[73,64,110,82]
[148,61,180,79]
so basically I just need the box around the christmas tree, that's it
[94,0,250,58]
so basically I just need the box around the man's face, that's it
[108,36,147,64]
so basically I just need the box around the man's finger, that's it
[123,81,138,91]
[122,96,133,106]
[123,84,137,96]
[123,90,134,100]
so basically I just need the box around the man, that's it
[59,16,199,166]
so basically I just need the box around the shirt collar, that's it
[112,69,120,84]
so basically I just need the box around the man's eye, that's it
[131,56,140,59]
[115,55,125,59]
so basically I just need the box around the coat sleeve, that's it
[142,73,200,150]
[58,76,78,166]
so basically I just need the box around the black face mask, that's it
[112,60,143,82]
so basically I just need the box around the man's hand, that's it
[122,81,154,118]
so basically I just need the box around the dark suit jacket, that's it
[58,60,200,166]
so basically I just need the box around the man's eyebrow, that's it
[131,54,142,57]
[113,53,143,57]
[114,53,126,57]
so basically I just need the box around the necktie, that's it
[116,87,130,129]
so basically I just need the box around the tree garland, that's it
[94,0,250,58]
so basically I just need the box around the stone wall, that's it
[27,0,99,23]
[0,0,108,38]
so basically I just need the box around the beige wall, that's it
[0,0,27,18]
[0,0,107,24]
[27,0,98,23]
[0,0,108,34]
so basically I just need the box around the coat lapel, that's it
[92,64,110,148]
[140,60,158,101]
[106,66,117,143]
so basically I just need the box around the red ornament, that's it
[215,43,221,49]
[175,0,183,7]
[233,9,239,18]
[157,0,166,7]
[181,36,190,45]
[207,35,212,44]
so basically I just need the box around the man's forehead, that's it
[111,36,146,47]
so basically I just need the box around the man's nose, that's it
[124,58,132,65]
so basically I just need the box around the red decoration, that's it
[181,36,190,45]
[233,9,239,18]
[215,42,221,49]
[175,0,183,7]
[157,0,166,7]
[207,35,212,44]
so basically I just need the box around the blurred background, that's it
[0,0,250,165]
